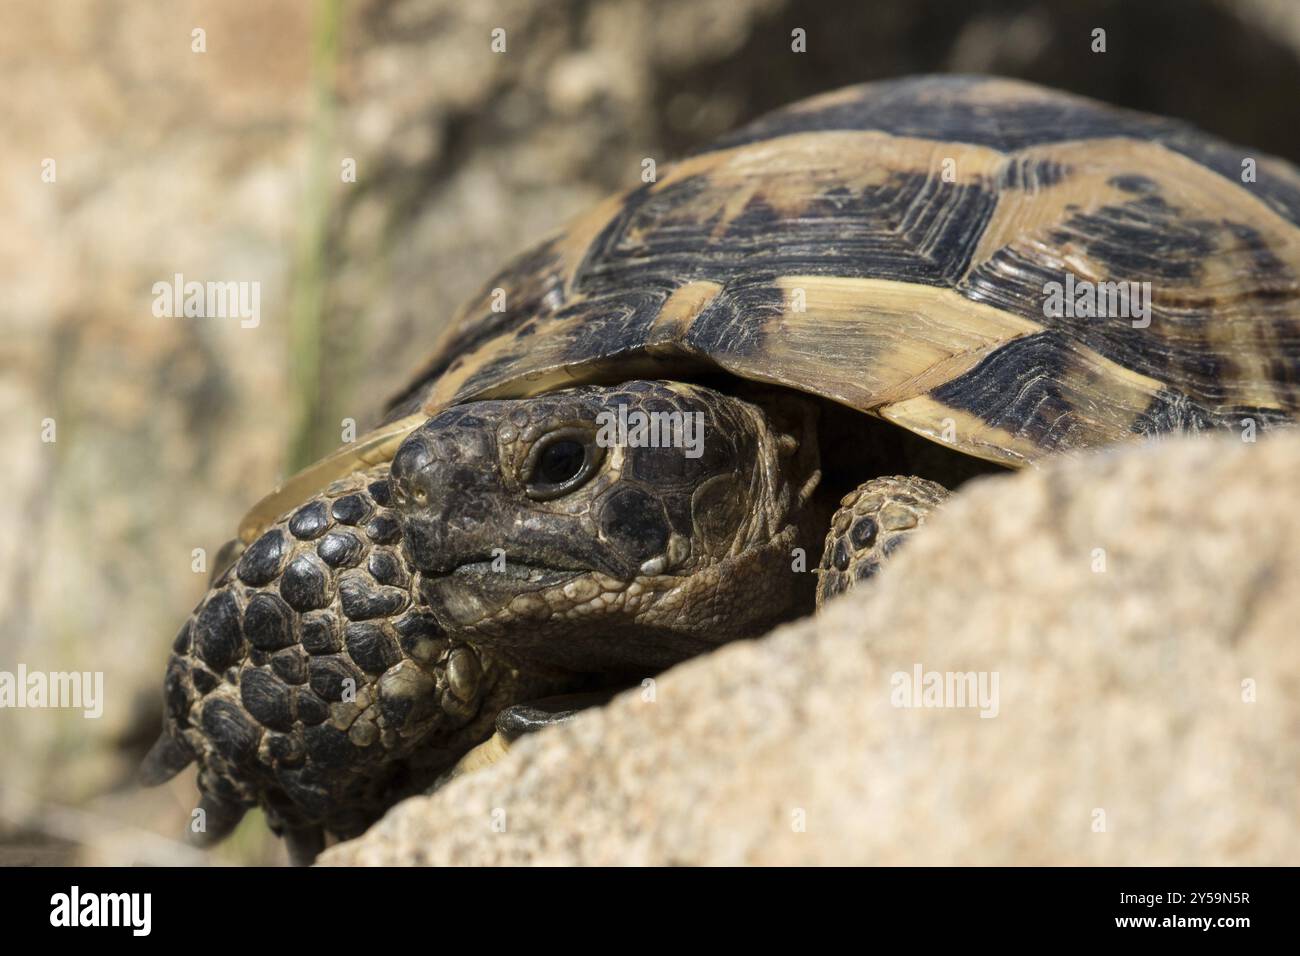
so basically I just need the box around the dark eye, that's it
[524,430,603,500]
[537,440,585,484]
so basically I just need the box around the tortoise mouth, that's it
[449,559,583,589]
[417,560,588,626]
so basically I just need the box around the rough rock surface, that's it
[321,432,1300,865]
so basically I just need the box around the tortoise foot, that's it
[816,476,949,610]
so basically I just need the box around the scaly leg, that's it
[816,476,949,609]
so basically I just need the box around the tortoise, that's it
[140,75,1300,863]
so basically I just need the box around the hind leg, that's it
[816,476,949,609]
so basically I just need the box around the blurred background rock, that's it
[1,0,1297,864]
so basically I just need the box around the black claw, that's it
[138,732,196,786]
[283,825,326,866]
[495,691,617,742]
[188,793,247,847]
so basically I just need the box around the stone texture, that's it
[322,432,1300,865]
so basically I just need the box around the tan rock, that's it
[322,432,1300,865]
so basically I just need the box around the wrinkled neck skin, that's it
[391,381,824,678]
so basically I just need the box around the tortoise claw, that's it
[494,691,616,742]
[187,793,247,847]
[137,732,195,786]
[283,825,326,866]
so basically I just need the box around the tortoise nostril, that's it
[391,437,436,507]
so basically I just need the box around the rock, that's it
[321,432,1300,865]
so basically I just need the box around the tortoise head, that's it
[388,380,822,671]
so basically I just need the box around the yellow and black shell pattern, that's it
[244,74,1300,541]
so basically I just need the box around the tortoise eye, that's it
[538,440,585,484]
[524,429,603,500]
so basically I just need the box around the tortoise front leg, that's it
[816,476,949,609]
[140,464,544,863]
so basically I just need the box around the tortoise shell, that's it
[242,74,1300,541]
